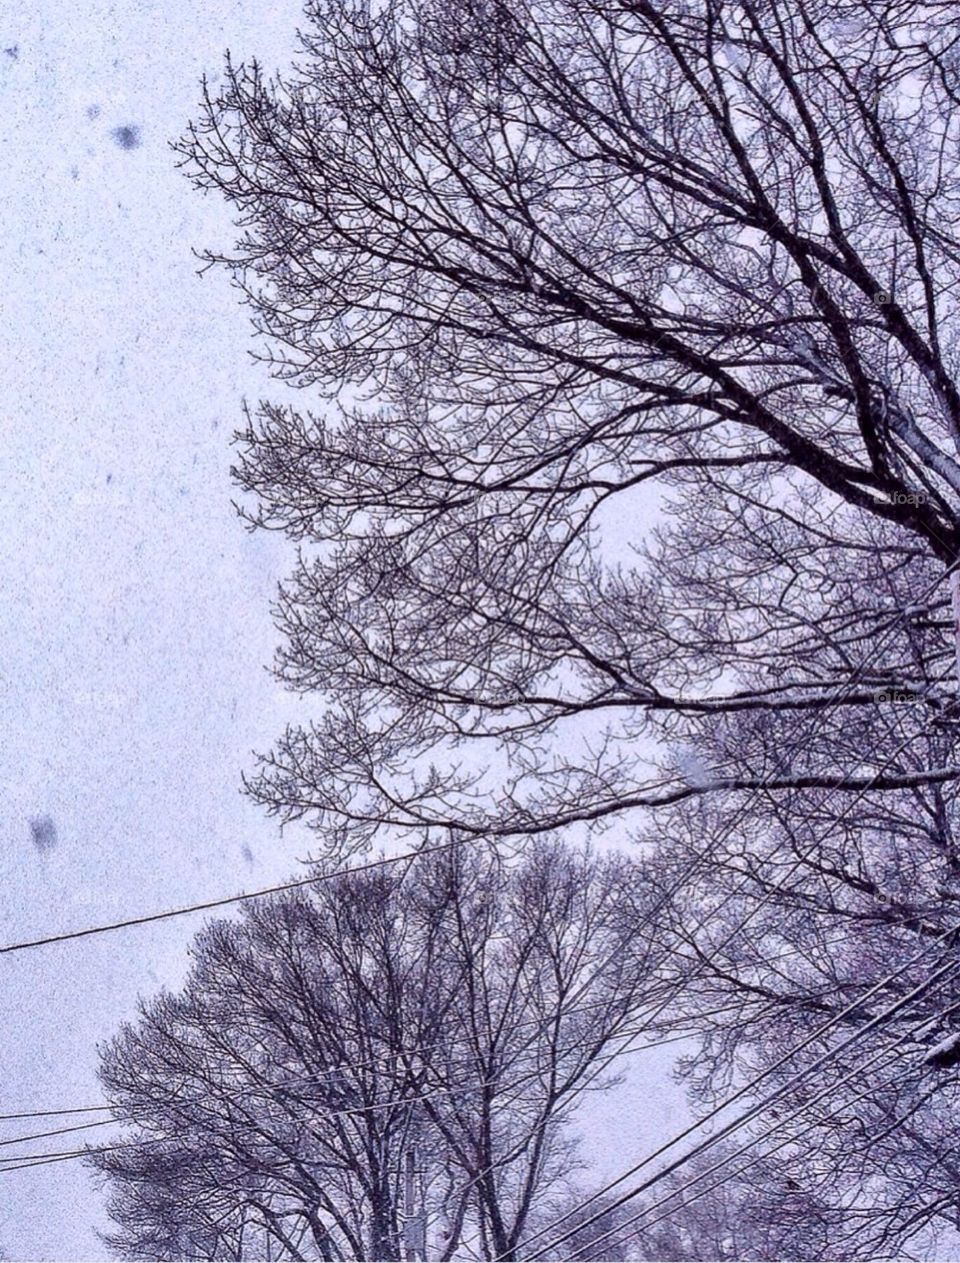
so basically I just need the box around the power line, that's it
[0,1118,112,1151]
[0,987,682,1126]
[0,836,477,957]
[0,989,829,1174]
[0,916,866,1172]
[584,993,960,1256]
[0,922,849,1126]
[0,576,945,1174]
[2,559,954,965]
[457,556,960,1242]
[0,867,947,1249]
[0,1004,671,1149]
[0,553,947,1168]
[0,1105,114,1121]
[500,560,960,1193]
[1,951,950,1263]
[0,551,952,1258]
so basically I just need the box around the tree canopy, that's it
[165,0,960,1255]
[90,844,654,1261]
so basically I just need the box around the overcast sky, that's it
[1,4,688,1258]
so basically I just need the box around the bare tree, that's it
[176,0,960,1252]
[89,842,656,1260]
[179,0,960,859]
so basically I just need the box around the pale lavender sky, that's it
[0,4,687,1258]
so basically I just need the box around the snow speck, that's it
[110,124,142,150]
[678,748,716,789]
[28,815,58,854]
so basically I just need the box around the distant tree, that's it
[532,1191,639,1261]
[629,1143,849,1262]
[89,842,658,1260]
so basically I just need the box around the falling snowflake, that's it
[29,815,58,854]
[111,124,142,150]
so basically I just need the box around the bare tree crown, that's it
[172,3,960,1254]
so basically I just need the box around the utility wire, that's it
[0,540,954,1257]
[0,564,949,1202]
[0,1003,694,1151]
[0,924,853,1127]
[0,551,949,1166]
[438,552,960,1240]
[583,993,960,1256]
[0,836,479,957]
[495,557,960,1227]
[0,988,843,1175]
